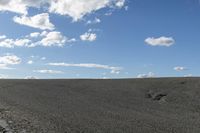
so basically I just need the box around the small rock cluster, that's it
[146,90,167,101]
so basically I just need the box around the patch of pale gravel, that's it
[0,104,29,133]
[0,102,53,133]
[0,119,12,133]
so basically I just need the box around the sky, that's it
[0,0,200,79]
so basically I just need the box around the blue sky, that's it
[0,0,199,79]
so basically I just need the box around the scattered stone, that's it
[145,90,154,98]
[146,90,167,101]
[152,93,167,101]
[0,119,12,133]
[0,126,7,133]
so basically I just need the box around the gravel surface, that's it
[0,78,200,133]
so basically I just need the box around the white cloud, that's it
[145,36,175,47]
[115,0,125,8]
[41,57,46,60]
[0,0,46,15]
[124,6,128,11]
[0,31,75,48]
[20,0,46,8]
[48,62,122,74]
[27,60,33,64]
[0,38,32,48]
[0,55,21,65]
[0,54,21,69]
[34,69,63,74]
[184,74,193,77]
[29,32,40,38]
[80,32,97,42]
[105,12,113,16]
[0,35,6,40]
[24,76,38,79]
[0,0,126,22]
[13,13,55,30]
[67,38,77,43]
[40,31,67,47]
[38,31,76,47]
[110,69,120,74]
[30,55,36,58]
[0,74,8,79]
[0,64,12,69]
[88,28,100,32]
[137,72,155,78]
[40,31,48,37]
[174,66,187,71]
[87,18,101,25]
[0,0,28,14]
[0,38,14,48]
[49,0,126,21]
[14,39,32,47]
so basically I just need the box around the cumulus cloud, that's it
[0,0,28,14]
[174,66,187,71]
[14,39,32,47]
[80,32,97,42]
[0,31,75,48]
[30,31,76,47]
[29,32,40,38]
[87,18,101,25]
[48,62,122,74]
[145,36,175,47]
[40,31,67,47]
[33,69,63,74]
[24,76,38,79]
[0,38,14,48]
[0,0,46,15]
[0,36,32,48]
[0,54,21,69]
[13,13,55,30]
[115,0,125,8]
[21,0,46,8]
[0,35,6,40]
[0,55,21,65]
[184,74,193,77]
[137,72,155,78]
[110,69,121,74]
[0,0,126,22]
[27,60,33,64]
[49,0,126,21]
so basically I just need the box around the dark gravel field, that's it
[0,78,200,133]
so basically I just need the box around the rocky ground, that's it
[0,78,200,133]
